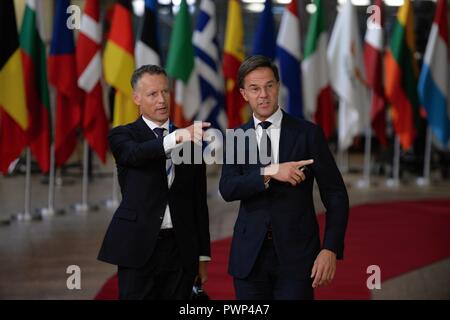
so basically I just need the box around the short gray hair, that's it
[131,65,167,90]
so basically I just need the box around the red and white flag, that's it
[364,0,387,147]
[76,0,109,163]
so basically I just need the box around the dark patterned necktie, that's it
[153,127,173,186]
[259,121,273,164]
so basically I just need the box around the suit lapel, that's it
[134,117,171,186]
[135,116,157,141]
[241,119,258,164]
[279,111,299,163]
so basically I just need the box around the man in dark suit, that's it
[219,55,349,300]
[98,65,211,300]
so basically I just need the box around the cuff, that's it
[199,256,211,262]
[163,131,181,155]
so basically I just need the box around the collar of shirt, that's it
[252,107,283,163]
[253,106,283,130]
[142,115,170,133]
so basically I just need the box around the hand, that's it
[263,159,314,186]
[311,249,337,288]
[197,261,209,284]
[175,121,211,144]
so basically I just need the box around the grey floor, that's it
[1,154,449,300]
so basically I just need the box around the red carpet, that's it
[95,199,450,300]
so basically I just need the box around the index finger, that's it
[295,159,314,168]
[199,122,211,128]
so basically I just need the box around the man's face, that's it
[133,73,170,125]
[239,67,280,121]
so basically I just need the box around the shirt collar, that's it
[142,115,170,132]
[253,107,283,129]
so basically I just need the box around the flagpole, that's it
[74,140,90,212]
[16,148,32,221]
[39,86,60,217]
[338,148,349,174]
[105,166,119,210]
[356,95,372,188]
[386,136,400,187]
[416,126,432,186]
[41,143,56,216]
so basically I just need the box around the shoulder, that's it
[282,113,320,134]
[109,121,139,135]
[108,122,142,145]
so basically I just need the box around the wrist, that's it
[262,164,273,178]
[175,130,182,143]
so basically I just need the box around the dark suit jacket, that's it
[98,117,211,274]
[219,111,349,280]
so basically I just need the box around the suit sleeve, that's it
[219,136,266,202]
[309,125,349,259]
[108,126,166,168]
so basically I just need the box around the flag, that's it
[418,0,450,146]
[276,0,304,119]
[193,0,227,131]
[76,0,109,163]
[385,0,422,150]
[103,0,137,127]
[327,0,368,150]
[166,0,201,127]
[19,0,52,173]
[302,0,335,138]
[0,0,28,174]
[135,0,161,67]
[223,0,246,128]
[253,0,276,59]
[48,0,81,167]
[364,0,387,147]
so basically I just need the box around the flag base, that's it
[385,178,400,188]
[72,202,100,213]
[103,199,119,211]
[415,177,430,187]
[355,178,371,189]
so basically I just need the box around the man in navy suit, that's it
[98,65,211,300]
[219,55,349,300]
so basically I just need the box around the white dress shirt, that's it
[141,116,211,262]
[253,107,283,164]
[142,116,177,229]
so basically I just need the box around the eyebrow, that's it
[248,80,276,87]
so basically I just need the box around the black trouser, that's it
[234,232,314,300]
[118,229,195,300]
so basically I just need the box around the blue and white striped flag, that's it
[193,0,227,131]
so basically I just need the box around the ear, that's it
[239,88,249,102]
[132,91,140,106]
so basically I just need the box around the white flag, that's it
[327,1,369,150]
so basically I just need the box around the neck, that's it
[142,115,167,127]
[254,107,279,122]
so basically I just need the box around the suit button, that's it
[159,216,163,220]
